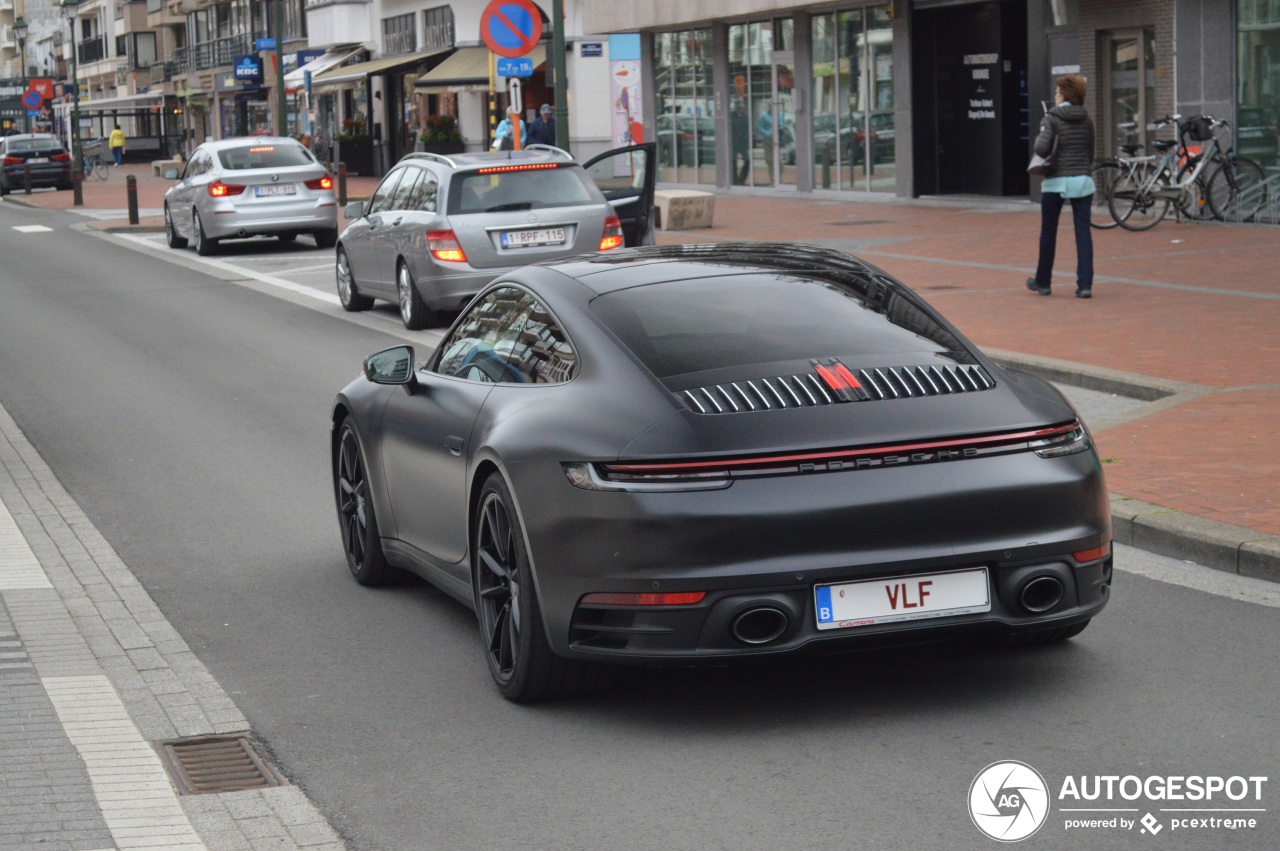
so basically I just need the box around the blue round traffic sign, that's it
[479,0,543,59]
[22,90,42,110]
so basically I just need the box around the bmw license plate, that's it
[255,184,297,197]
[501,227,566,248]
[27,157,49,164]
[814,567,990,630]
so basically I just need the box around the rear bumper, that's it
[2,164,73,187]
[204,198,337,238]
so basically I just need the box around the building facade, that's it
[582,0,1277,199]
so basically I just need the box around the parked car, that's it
[331,242,1112,702]
[335,142,656,330]
[654,114,716,167]
[813,112,895,167]
[0,133,74,195]
[162,136,338,255]
[1235,107,1278,166]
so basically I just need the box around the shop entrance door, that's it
[769,57,797,186]
[1102,29,1156,156]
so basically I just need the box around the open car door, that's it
[583,142,657,246]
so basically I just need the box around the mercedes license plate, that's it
[502,227,566,248]
[814,567,990,630]
[255,184,297,197]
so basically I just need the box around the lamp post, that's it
[13,16,28,133]
[60,0,83,178]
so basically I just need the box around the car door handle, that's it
[444,436,464,456]
[389,217,402,226]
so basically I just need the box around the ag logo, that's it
[969,760,1051,842]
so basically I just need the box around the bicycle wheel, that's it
[1205,155,1267,222]
[1174,162,1212,221]
[1089,161,1122,229]
[1109,161,1170,231]
[91,157,109,180]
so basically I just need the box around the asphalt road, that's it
[0,204,1277,850]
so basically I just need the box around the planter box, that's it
[420,141,465,156]
[337,140,375,176]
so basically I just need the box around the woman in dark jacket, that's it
[1027,75,1096,298]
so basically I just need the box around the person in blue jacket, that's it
[492,107,528,150]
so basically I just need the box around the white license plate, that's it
[814,567,990,630]
[502,227,566,248]
[27,157,48,164]
[255,184,297,197]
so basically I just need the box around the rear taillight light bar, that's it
[563,421,1091,491]
[579,592,706,607]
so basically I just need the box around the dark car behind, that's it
[0,134,74,195]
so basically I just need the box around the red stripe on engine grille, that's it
[604,422,1080,475]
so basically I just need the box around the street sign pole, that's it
[552,0,568,152]
[274,0,286,135]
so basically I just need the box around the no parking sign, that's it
[479,0,543,59]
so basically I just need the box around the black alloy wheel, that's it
[335,420,392,586]
[164,205,187,248]
[473,473,606,702]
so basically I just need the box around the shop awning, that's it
[415,45,545,93]
[285,47,364,91]
[312,48,452,87]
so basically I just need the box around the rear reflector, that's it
[600,215,624,251]
[1073,544,1111,563]
[427,229,466,262]
[580,592,706,607]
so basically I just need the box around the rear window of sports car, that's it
[590,273,970,380]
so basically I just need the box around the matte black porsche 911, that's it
[331,243,1111,701]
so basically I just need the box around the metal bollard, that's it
[126,174,139,225]
[73,169,83,207]
[337,162,347,207]
[23,163,31,194]
[821,146,831,189]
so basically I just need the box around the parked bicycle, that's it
[1107,115,1266,230]
[80,139,110,181]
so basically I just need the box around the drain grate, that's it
[155,734,289,795]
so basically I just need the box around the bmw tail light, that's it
[304,175,333,190]
[427,230,467,263]
[599,215,624,251]
[2,155,21,165]
[208,180,246,197]
[51,152,72,163]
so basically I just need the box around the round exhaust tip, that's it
[731,606,789,645]
[1019,576,1065,613]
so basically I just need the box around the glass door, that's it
[1103,29,1156,157]
[771,56,796,186]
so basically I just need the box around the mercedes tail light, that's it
[599,215,624,251]
[427,230,467,262]
[207,180,246,197]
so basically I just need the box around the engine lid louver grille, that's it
[681,364,994,414]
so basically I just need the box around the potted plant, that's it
[419,114,465,155]
[335,117,374,176]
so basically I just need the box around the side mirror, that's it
[344,200,365,219]
[364,346,418,393]
[163,168,180,180]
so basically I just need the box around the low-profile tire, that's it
[314,228,338,249]
[277,232,298,244]
[334,419,394,586]
[999,619,1090,647]
[192,210,217,256]
[336,248,374,311]
[396,261,436,330]
[0,181,8,197]
[164,205,188,248]
[473,473,607,702]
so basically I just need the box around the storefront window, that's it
[653,29,715,185]
[811,6,895,193]
[1237,0,1280,169]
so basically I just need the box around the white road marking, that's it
[0,495,52,590]
[13,225,53,233]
